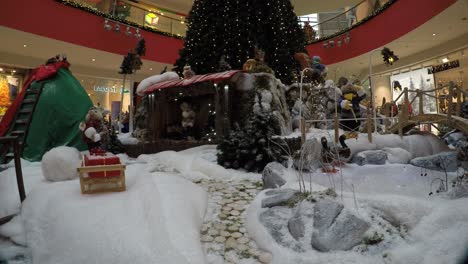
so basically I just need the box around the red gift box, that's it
[84,154,121,178]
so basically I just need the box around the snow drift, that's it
[1,171,207,264]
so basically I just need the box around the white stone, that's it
[228,225,239,232]
[230,210,240,216]
[214,236,226,243]
[239,227,247,233]
[201,235,214,242]
[208,229,219,236]
[233,204,246,211]
[214,223,226,230]
[225,237,237,249]
[231,232,243,238]
[221,231,231,237]
[237,237,250,244]
[259,252,272,263]
[237,244,249,251]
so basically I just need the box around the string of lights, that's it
[55,0,184,39]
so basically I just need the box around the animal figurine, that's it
[242,59,257,71]
[79,106,108,154]
[183,65,195,79]
[320,137,351,173]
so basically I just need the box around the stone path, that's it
[194,178,272,264]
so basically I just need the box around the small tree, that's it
[217,75,285,172]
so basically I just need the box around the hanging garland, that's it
[306,0,398,44]
[55,0,184,39]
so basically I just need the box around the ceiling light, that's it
[104,19,112,30]
[114,23,121,32]
[23,44,27,48]
[381,47,399,65]
[0,68,3,72]
[125,26,132,37]
[12,70,16,73]
[442,57,449,63]
[432,33,436,36]
[149,68,153,71]
[92,58,96,62]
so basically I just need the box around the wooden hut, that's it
[135,70,242,154]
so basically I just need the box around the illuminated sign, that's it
[428,60,460,74]
[145,13,159,26]
[93,86,129,93]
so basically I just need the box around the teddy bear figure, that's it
[183,65,195,79]
[79,106,108,154]
[180,102,196,129]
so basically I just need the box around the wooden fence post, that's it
[399,88,409,138]
[367,107,372,143]
[300,118,306,144]
[448,84,453,120]
[417,89,423,115]
[334,115,339,143]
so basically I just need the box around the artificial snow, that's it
[287,128,449,160]
[1,167,207,264]
[117,132,139,145]
[142,149,261,182]
[41,146,82,182]
[1,132,467,264]
[136,71,180,96]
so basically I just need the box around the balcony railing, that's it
[56,0,187,38]
[299,0,397,44]
[58,0,396,43]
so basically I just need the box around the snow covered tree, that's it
[217,109,285,172]
[217,75,286,172]
[174,0,306,84]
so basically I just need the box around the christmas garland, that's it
[306,0,398,45]
[55,0,184,40]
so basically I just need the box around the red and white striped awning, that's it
[144,70,242,94]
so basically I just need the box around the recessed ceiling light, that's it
[442,57,449,63]
[0,68,3,72]
[432,33,436,36]
[23,44,27,47]
[12,70,16,73]
[91,58,96,62]
[149,68,153,71]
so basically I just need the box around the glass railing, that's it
[299,0,397,43]
[58,0,396,42]
[57,0,187,38]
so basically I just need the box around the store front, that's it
[0,65,29,120]
[75,74,132,122]
[432,59,466,114]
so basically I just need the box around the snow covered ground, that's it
[0,134,467,264]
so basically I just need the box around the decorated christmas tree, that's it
[0,77,11,115]
[174,0,306,84]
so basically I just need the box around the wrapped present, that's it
[84,153,121,178]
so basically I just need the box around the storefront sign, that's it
[93,86,129,93]
[428,60,460,74]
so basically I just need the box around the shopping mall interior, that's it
[1,1,468,264]
[0,0,466,116]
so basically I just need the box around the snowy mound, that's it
[1,173,207,264]
[118,132,139,145]
[41,146,82,182]
[136,72,180,96]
